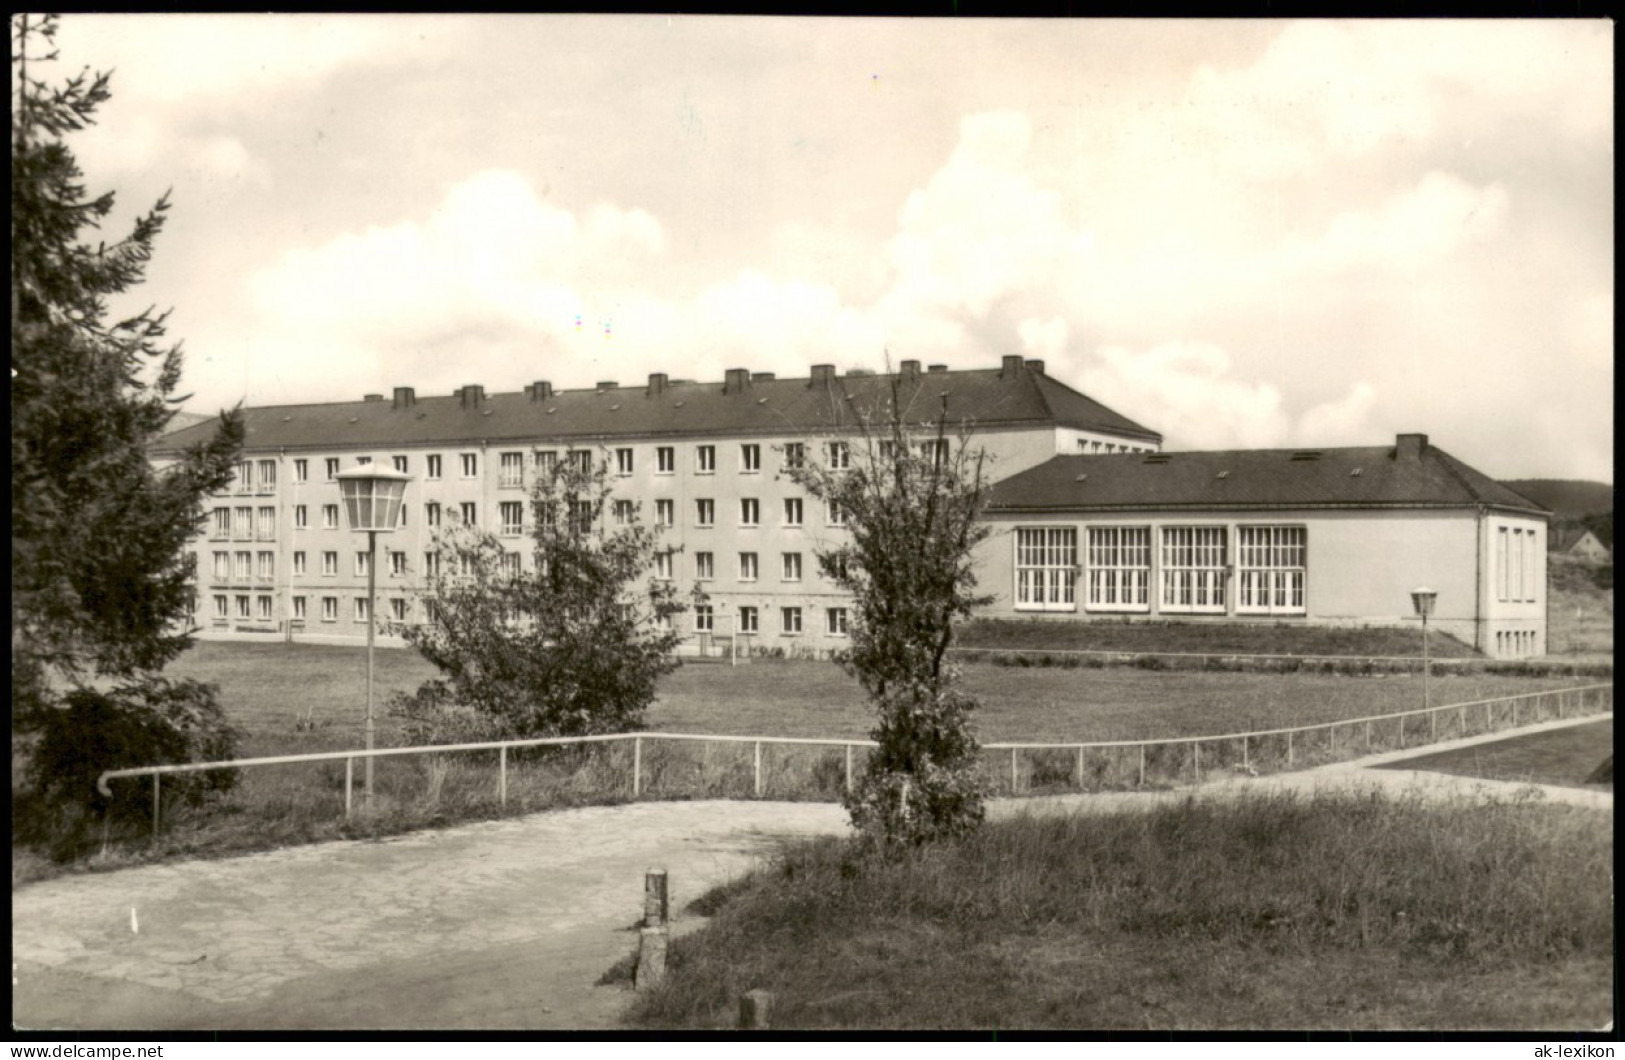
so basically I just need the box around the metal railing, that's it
[98,684,1611,836]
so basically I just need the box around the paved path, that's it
[12,715,1610,1031]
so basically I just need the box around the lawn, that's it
[956,617,1482,658]
[1377,719,1613,791]
[620,791,1614,1030]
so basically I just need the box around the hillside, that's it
[1500,479,1612,519]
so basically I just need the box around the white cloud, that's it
[1080,343,1291,451]
[1296,382,1377,447]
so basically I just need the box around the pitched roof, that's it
[150,362,1161,455]
[1552,527,1606,552]
[986,439,1550,516]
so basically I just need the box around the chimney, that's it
[1025,359,1045,374]
[1001,355,1024,377]
[809,364,835,387]
[459,384,484,409]
[363,393,385,403]
[724,368,751,394]
[647,372,668,396]
[927,363,948,373]
[899,359,921,377]
[596,380,618,391]
[751,371,775,382]
[391,386,416,409]
[529,380,553,402]
[1395,433,1428,462]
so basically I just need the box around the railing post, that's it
[1242,734,1249,770]
[1192,742,1200,782]
[152,773,161,839]
[1430,709,1436,743]
[1010,747,1019,794]
[1397,715,1404,748]
[499,746,508,808]
[1366,720,1372,752]
[1557,691,1564,719]
[753,741,762,797]
[632,736,642,799]
[1075,745,1085,790]
[345,757,354,820]
[1286,731,1294,767]
[844,743,853,793]
[1458,705,1465,738]
[1138,745,1146,787]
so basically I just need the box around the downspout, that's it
[1473,504,1485,654]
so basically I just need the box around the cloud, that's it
[1080,343,1291,451]
[1296,382,1377,446]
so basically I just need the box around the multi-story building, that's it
[155,356,1160,654]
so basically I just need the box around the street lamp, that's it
[1410,586,1437,710]
[336,465,412,808]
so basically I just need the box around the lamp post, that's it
[1410,586,1437,710]
[336,465,412,809]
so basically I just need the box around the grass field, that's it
[619,791,1613,1030]
[957,617,1481,657]
[1378,719,1613,791]
[1547,558,1614,658]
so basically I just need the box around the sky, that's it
[40,16,1615,482]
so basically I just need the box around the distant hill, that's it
[1503,479,1614,550]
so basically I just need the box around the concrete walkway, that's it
[12,715,1610,1031]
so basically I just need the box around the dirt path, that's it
[12,715,1610,1031]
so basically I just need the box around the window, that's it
[694,605,714,633]
[211,508,231,540]
[257,551,275,581]
[212,552,230,580]
[1016,528,1077,611]
[783,498,803,526]
[741,444,761,473]
[655,551,674,580]
[826,441,850,470]
[390,598,409,622]
[613,500,635,526]
[499,451,524,488]
[1086,527,1150,611]
[213,595,229,620]
[827,608,848,636]
[781,607,803,634]
[535,451,557,477]
[878,440,896,461]
[257,595,273,620]
[356,456,372,466]
[696,552,714,580]
[460,502,477,526]
[294,459,308,483]
[783,442,804,470]
[427,454,442,480]
[919,439,948,466]
[423,552,441,579]
[294,505,308,530]
[234,507,253,539]
[739,552,758,582]
[325,458,340,481]
[354,597,370,623]
[1523,530,1538,601]
[694,499,713,527]
[234,551,252,581]
[393,455,408,474]
[826,498,846,526]
[292,596,307,621]
[390,551,409,577]
[500,552,522,576]
[322,597,338,622]
[616,448,634,476]
[829,554,849,582]
[569,450,591,473]
[425,502,441,527]
[322,504,339,530]
[257,459,277,493]
[293,551,307,576]
[500,501,524,537]
[322,551,338,576]
[397,504,406,528]
[235,460,253,493]
[696,445,715,473]
[782,552,802,581]
[257,507,276,540]
[355,551,371,577]
[1160,527,1228,614]
[657,446,675,474]
[740,498,759,526]
[236,594,252,618]
[460,453,478,478]
[656,499,676,527]
[1236,526,1306,615]
[739,606,759,634]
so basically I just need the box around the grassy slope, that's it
[623,793,1613,1030]
[1378,719,1613,790]
[1500,479,1612,520]
[1547,558,1614,657]
[956,618,1480,658]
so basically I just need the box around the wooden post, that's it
[499,746,507,808]
[1138,745,1146,787]
[844,744,853,793]
[1242,735,1249,770]
[739,990,773,1029]
[753,741,762,797]
[635,927,667,991]
[644,868,669,927]
[1192,742,1200,782]
[1075,745,1085,789]
[632,736,642,798]
[152,774,161,838]
[345,757,354,820]
[1010,748,1019,794]
[1286,731,1294,767]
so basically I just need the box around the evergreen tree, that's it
[12,14,244,829]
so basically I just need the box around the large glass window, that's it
[1160,527,1228,614]
[499,451,524,488]
[1086,527,1150,611]
[1015,527,1077,611]
[1236,526,1306,615]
